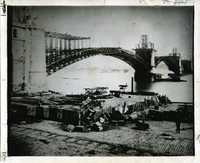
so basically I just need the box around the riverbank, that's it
[9,91,194,156]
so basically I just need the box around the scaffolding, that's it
[45,31,90,75]
[135,35,154,50]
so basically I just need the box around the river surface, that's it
[135,74,193,102]
[47,56,193,103]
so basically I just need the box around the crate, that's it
[42,106,50,119]
[63,110,80,125]
[49,106,58,121]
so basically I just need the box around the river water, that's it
[47,56,193,103]
[135,74,193,103]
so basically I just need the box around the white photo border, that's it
[1,0,200,162]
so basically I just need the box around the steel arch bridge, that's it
[46,47,152,76]
[45,31,181,81]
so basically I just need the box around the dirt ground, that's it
[9,119,194,156]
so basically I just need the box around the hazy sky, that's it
[29,6,193,60]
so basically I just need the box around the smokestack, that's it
[131,77,134,93]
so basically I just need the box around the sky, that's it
[28,6,194,60]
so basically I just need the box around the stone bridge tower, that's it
[9,7,47,93]
[134,35,155,81]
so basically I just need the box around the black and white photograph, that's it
[2,2,198,160]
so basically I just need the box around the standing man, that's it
[176,113,181,133]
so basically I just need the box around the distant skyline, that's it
[24,6,193,60]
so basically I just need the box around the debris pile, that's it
[10,91,192,132]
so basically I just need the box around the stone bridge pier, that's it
[133,35,155,82]
[134,70,152,82]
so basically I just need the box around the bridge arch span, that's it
[46,47,152,76]
[155,56,180,74]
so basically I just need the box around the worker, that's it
[175,114,181,133]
